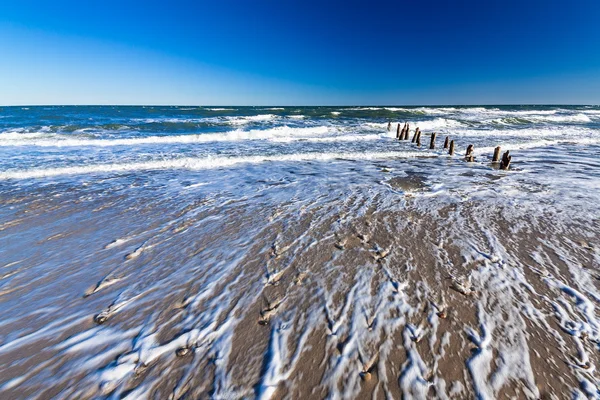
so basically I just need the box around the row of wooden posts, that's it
[388,121,512,170]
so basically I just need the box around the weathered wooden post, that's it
[449,140,455,155]
[412,128,419,143]
[405,123,410,140]
[492,146,501,163]
[387,121,392,132]
[465,144,475,162]
[444,136,449,149]
[429,132,437,149]
[396,123,401,139]
[500,150,511,170]
[416,131,422,147]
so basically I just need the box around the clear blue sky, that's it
[1,0,599,105]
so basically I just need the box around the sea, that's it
[0,105,599,399]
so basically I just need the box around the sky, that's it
[1,0,599,105]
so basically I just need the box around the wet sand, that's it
[1,156,599,399]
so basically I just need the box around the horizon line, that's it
[1,103,598,108]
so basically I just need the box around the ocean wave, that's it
[474,137,600,155]
[228,114,277,125]
[0,150,435,180]
[272,134,383,143]
[483,114,593,126]
[0,126,335,147]
[0,129,50,140]
[344,107,384,111]
[526,113,592,123]
[128,114,278,126]
[411,118,466,130]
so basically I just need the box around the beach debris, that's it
[366,315,376,331]
[270,243,278,258]
[465,144,475,162]
[94,310,111,324]
[84,275,125,298]
[500,150,511,170]
[359,352,378,382]
[134,363,148,375]
[293,272,308,285]
[390,278,406,293]
[176,346,192,357]
[580,361,592,370]
[259,295,285,325]
[371,244,390,262]
[270,242,291,259]
[492,146,501,163]
[407,323,425,343]
[429,132,437,149]
[431,298,448,319]
[104,237,132,250]
[265,268,285,286]
[444,136,449,149]
[335,237,347,250]
[172,296,191,310]
[448,276,475,296]
[357,233,370,243]
[449,140,455,155]
[93,294,141,324]
[125,245,145,260]
[360,371,372,382]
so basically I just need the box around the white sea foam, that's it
[227,114,277,125]
[411,118,466,130]
[0,150,435,180]
[0,126,333,147]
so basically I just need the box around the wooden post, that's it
[429,132,437,149]
[444,136,449,149]
[412,128,419,143]
[500,150,511,170]
[492,146,501,163]
[405,123,410,140]
[396,123,401,139]
[387,121,391,132]
[416,131,422,147]
[465,144,474,162]
[449,140,455,155]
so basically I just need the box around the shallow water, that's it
[0,106,599,399]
